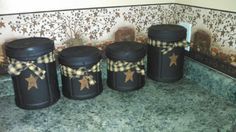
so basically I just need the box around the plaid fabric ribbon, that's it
[107,58,145,75]
[60,61,101,85]
[148,39,187,54]
[8,52,55,79]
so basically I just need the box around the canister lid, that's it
[105,41,146,62]
[59,46,101,67]
[148,24,187,42]
[5,37,54,60]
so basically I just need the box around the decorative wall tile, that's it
[175,5,236,71]
[180,5,236,53]
[0,4,235,77]
[0,4,175,74]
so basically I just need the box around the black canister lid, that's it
[5,37,54,60]
[105,41,146,62]
[148,24,187,42]
[59,46,101,67]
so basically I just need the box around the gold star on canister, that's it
[124,69,134,83]
[169,53,178,67]
[25,74,38,91]
[79,76,90,91]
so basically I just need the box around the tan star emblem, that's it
[0,21,5,28]
[25,74,38,91]
[169,53,178,67]
[124,69,134,83]
[79,76,90,91]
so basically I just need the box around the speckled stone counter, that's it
[184,57,236,103]
[1,79,236,132]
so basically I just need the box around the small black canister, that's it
[106,41,146,91]
[58,46,103,100]
[5,37,60,110]
[147,24,187,82]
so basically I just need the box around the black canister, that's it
[5,37,60,110]
[147,24,187,82]
[58,46,103,100]
[106,41,146,91]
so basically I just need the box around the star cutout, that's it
[40,30,45,36]
[169,53,178,67]
[22,28,27,34]
[62,25,67,30]
[33,21,37,26]
[124,69,134,83]
[230,26,235,31]
[57,15,61,19]
[99,32,103,37]
[86,18,90,22]
[221,30,225,36]
[144,20,148,26]
[132,18,135,23]
[94,12,98,17]
[11,26,16,32]
[0,21,5,28]
[79,76,90,91]
[229,41,233,47]
[25,74,38,91]
[115,12,120,17]
[124,16,128,21]
[51,36,56,41]
[49,23,54,28]
[89,35,94,40]
[106,28,110,33]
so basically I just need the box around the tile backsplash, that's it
[174,4,236,77]
[175,4,236,64]
[0,4,175,47]
[0,3,235,77]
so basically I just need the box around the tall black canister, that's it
[147,24,187,82]
[5,37,60,109]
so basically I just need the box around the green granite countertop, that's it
[1,78,236,132]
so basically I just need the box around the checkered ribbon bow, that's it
[60,61,101,85]
[107,58,145,75]
[7,52,55,79]
[148,39,188,54]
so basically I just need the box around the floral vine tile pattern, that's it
[0,4,235,77]
[175,4,236,68]
[1,8,121,45]
[0,4,175,46]
[122,5,176,33]
[0,4,175,74]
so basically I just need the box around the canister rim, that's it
[148,24,187,42]
[105,41,146,62]
[58,46,101,67]
[5,37,54,60]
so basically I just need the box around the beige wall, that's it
[0,0,174,14]
[1,0,235,14]
[176,0,236,12]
